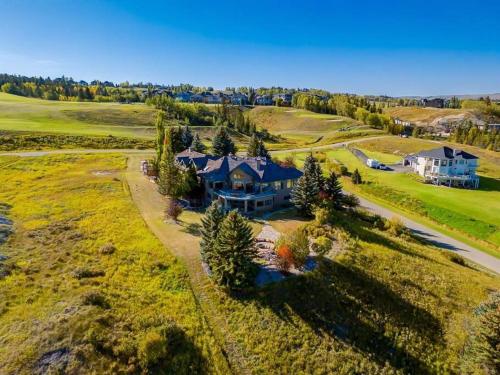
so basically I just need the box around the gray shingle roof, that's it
[176,151,302,182]
[416,146,478,160]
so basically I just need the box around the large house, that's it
[175,149,303,213]
[404,146,479,188]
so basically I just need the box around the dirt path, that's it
[124,154,251,375]
[270,135,391,154]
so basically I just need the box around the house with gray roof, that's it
[404,146,479,188]
[176,149,303,213]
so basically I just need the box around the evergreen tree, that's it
[211,210,256,289]
[200,202,225,267]
[212,126,236,156]
[158,128,183,197]
[323,171,343,209]
[170,126,186,153]
[291,154,323,216]
[181,124,193,149]
[155,110,166,164]
[246,134,270,158]
[351,168,362,184]
[191,133,206,153]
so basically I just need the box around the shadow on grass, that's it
[237,259,443,374]
[180,222,202,237]
[476,176,500,192]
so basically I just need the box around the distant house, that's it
[272,93,293,106]
[393,117,412,127]
[230,92,249,105]
[175,149,303,213]
[404,146,479,188]
[478,123,500,131]
[421,98,445,108]
[175,91,192,102]
[255,95,273,106]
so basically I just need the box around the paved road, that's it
[356,196,500,274]
[269,135,390,154]
[2,143,498,274]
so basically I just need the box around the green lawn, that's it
[274,146,500,256]
[0,93,157,138]
[0,153,228,373]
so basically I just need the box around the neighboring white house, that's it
[404,146,479,188]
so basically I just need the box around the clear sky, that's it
[1,0,499,96]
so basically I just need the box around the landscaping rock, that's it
[34,348,70,375]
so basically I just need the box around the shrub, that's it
[99,243,116,255]
[73,267,105,279]
[312,236,332,257]
[275,244,294,273]
[166,199,183,221]
[445,252,467,266]
[340,165,349,176]
[351,168,362,184]
[82,290,109,308]
[372,214,386,230]
[314,207,330,226]
[385,216,406,236]
[342,194,359,208]
[138,330,168,368]
[288,228,310,268]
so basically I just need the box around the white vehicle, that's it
[366,158,380,168]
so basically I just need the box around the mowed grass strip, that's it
[0,154,228,374]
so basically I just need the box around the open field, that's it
[0,92,158,138]
[125,154,498,374]
[249,106,383,147]
[274,142,500,255]
[0,153,228,373]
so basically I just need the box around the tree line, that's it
[450,121,499,150]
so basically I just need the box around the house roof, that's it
[175,151,303,182]
[416,146,478,160]
[176,148,215,170]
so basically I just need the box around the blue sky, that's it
[1,0,499,96]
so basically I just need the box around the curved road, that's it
[1,143,498,274]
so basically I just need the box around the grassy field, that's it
[249,106,383,148]
[274,141,500,255]
[0,153,228,374]
[0,92,158,138]
[125,156,498,374]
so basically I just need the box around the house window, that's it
[286,179,294,188]
[433,159,439,166]
[280,181,285,189]
[448,160,453,166]
[441,160,447,166]
[265,199,272,206]
[256,201,264,207]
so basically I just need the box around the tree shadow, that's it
[150,325,212,375]
[180,222,202,237]
[238,259,444,373]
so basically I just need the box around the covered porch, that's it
[216,188,276,214]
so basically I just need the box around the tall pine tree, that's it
[247,134,270,158]
[212,126,236,156]
[158,128,183,197]
[200,202,225,268]
[323,171,343,210]
[351,169,362,184]
[181,124,193,149]
[211,210,256,289]
[155,110,166,164]
[191,133,206,153]
[291,154,323,216]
